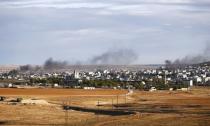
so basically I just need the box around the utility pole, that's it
[116,95,119,109]
[97,99,100,122]
[164,71,167,85]
[125,94,126,104]
[64,100,68,126]
[69,97,71,124]
[112,98,114,110]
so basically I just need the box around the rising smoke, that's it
[165,42,210,69]
[18,58,68,72]
[19,64,33,71]
[43,58,68,70]
[18,49,138,72]
[19,64,42,72]
[90,49,138,65]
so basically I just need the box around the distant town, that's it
[1,62,210,91]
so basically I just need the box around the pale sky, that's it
[0,0,210,65]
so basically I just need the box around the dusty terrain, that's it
[0,88,127,96]
[0,87,210,126]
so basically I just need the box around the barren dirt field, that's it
[1,87,210,126]
[0,88,127,96]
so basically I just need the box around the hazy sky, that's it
[0,0,210,65]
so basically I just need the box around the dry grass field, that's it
[0,88,127,96]
[0,87,210,126]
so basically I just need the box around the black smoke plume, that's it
[165,42,210,69]
[90,49,138,65]
[19,64,42,73]
[19,65,33,71]
[44,58,68,70]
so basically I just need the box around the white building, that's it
[149,87,157,92]
[83,87,95,90]
[205,77,210,82]
[196,77,202,83]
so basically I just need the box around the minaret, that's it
[74,70,79,79]
[164,71,167,85]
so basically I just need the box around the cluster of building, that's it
[163,64,210,86]
[0,63,210,89]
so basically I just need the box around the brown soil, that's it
[0,88,127,96]
[0,87,210,126]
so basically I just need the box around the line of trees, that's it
[9,76,190,90]
[29,77,63,85]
